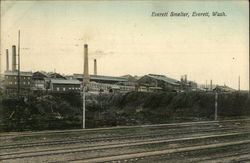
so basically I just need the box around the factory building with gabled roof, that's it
[49,79,82,93]
[73,74,128,84]
[136,74,181,92]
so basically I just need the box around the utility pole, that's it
[82,85,85,129]
[6,49,9,71]
[215,91,218,121]
[210,80,213,91]
[206,80,207,91]
[17,30,21,94]
[82,44,89,129]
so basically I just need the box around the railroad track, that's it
[1,119,248,148]
[1,131,250,161]
[1,118,249,162]
[1,118,249,138]
[0,125,247,151]
[68,139,250,163]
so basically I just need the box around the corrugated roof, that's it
[73,74,128,82]
[147,74,180,86]
[33,71,49,78]
[4,70,33,76]
[214,85,235,92]
[51,79,81,85]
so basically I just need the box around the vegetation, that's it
[0,91,249,131]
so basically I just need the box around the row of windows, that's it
[8,81,31,85]
[5,76,31,80]
[120,86,135,91]
[55,87,81,91]
[89,83,135,91]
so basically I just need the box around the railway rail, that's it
[0,124,247,150]
[69,140,250,163]
[0,118,249,162]
[1,118,249,137]
[1,131,250,161]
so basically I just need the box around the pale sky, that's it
[0,0,249,90]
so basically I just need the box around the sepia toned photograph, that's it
[0,0,249,162]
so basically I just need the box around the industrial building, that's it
[49,79,82,93]
[73,74,135,92]
[213,85,235,92]
[48,72,67,80]
[179,75,198,91]
[1,42,203,95]
[73,74,128,84]
[4,70,32,94]
[136,74,181,92]
[31,71,49,91]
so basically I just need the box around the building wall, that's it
[32,80,46,90]
[51,83,81,92]
[4,75,32,93]
[137,76,180,92]
[88,82,135,92]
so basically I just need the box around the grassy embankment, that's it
[0,91,249,131]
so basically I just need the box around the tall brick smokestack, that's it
[12,45,17,71]
[184,74,187,83]
[94,59,97,75]
[6,49,9,71]
[83,44,90,84]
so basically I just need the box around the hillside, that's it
[0,91,249,131]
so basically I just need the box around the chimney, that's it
[184,74,187,83]
[83,44,90,84]
[12,45,17,71]
[6,49,9,71]
[94,59,97,75]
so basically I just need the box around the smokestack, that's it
[184,74,187,83]
[6,49,9,71]
[94,59,97,75]
[83,44,90,84]
[12,45,17,71]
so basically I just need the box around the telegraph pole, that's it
[82,85,85,129]
[82,44,89,129]
[17,30,21,94]
[215,91,218,121]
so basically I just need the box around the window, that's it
[57,87,59,91]
[63,88,66,91]
[15,82,17,85]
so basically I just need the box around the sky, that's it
[0,0,249,90]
